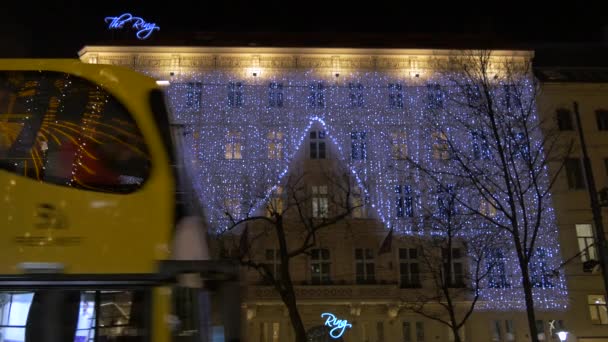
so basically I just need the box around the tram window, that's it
[0,71,151,193]
[0,289,150,342]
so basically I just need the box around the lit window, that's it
[224,131,242,160]
[391,131,408,160]
[355,248,375,284]
[312,185,328,218]
[267,131,284,160]
[479,197,497,217]
[266,187,283,217]
[576,224,597,262]
[351,186,366,218]
[432,132,450,160]
[588,295,608,324]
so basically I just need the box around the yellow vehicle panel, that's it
[0,59,174,274]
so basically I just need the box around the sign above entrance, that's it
[321,313,352,339]
[104,13,160,40]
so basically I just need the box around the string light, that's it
[152,68,567,311]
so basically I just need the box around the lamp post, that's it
[573,101,608,303]
[557,330,568,342]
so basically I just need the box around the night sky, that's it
[1,1,607,58]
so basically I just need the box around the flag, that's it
[378,228,394,255]
[239,225,249,257]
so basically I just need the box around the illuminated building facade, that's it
[77,44,608,341]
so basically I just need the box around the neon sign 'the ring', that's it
[104,13,160,40]
[321,313,352,339]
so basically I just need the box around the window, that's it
[349,82,364,107]
[264,249,281,281]
[503,84,520,110]
[391,131,408,159]
[377,321,385,342]
[0,289,149,342]
[225,131,243,159]
[268,82,284,108]
[0,71,151,193]
[437,185,456,219]
[403,321,424,342]
[487,248,509,288]
[266,186,283,217]
[351,131,367,160]
[388,83,404,108]
[432,132,450,160]
[311,248,331,285]
[556,108,574,131]
[596,109,608,131]
[443,247,464,287]
[565,158,585,190]
[427,83,444,109]
[577,224,597,262]
[186,81,202,109]
[492,320,515,342]
[399,248,421,288]
[588,295,608,324]
[479,197,497,217]
[355,248,375,284]
[465,84,481,104]
[228,81,243,108]
[531,248,553,288]
[309,130,326,159]
[308,82,325,108]
[267,131,284,160]
[312,185,328,218]
[351,186,367,218]
[471,131,491,160]
[260,322,280,342]
[396,185,414,218]
[224,197,241,219]
[512,131,529,159]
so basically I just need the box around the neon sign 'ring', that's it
[105,13,160,40]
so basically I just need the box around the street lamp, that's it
[557,330,568,342]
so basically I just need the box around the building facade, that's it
[78,45,608,342]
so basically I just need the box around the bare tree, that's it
[216,163,359,342]
[400,183,505,342]
[407,50,570,341]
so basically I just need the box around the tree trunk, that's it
[451,326,463,342]
[515,243,539,342]
[275,215,308,342]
